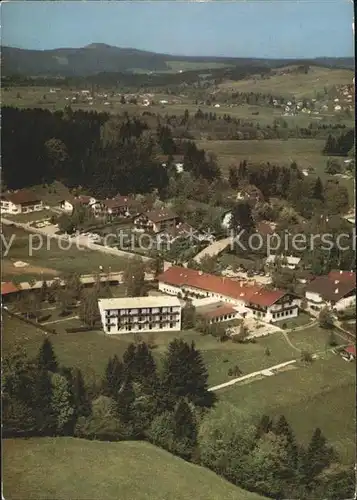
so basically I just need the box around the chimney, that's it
[335,280,339,284]
[335,288,339,294]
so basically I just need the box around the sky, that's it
[1,1,354,59]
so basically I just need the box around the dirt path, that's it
[208,360,297,391]
[42,315,79,325]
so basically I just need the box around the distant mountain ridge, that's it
[1,43,354,77]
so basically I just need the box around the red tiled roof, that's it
[328,270,356,285]
[157,266,286,306]
[198,304,238,319]
[1,190,41,205]
[246,288,286,307]
[344,345,356,356]
[1,282,20,295]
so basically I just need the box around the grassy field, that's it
[3,437,265,500]
[218,66,354,98]
[3,308,347,387]
[214,355,355,464]
[195,137,354,200]
[196,138,327,172]
[2,225,130,281]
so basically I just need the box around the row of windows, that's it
[272,309,294,319]
[106,322,177,333]
[210,313,236,323]
[106,307,177,316]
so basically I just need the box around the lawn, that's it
[214,355,356,464]
[4,306,341,387]
[218,66,354,99]
[274,312,313,329]
[3,437,265,500]
[2,225,131,280]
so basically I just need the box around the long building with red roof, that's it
[157,266,300,323]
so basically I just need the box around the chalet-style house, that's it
[98,196,138,217]
[1,190,43,215]
[59,195,97,214]
[134,208,179,234]
[305,270,356,313]
[157,266,300,323]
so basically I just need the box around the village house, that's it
[97,196,138,217]
[98,295,182,334]
[1,190,43,215]
[59,195,98,214]
[196,301,241,324]
[158,155,184,174]
[157,266,300,322]
[340,345,356,362]
[1,282,21,303]
[266,254,301,270]
[134,208,179,234]
[305,270,356,313]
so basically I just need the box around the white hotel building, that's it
[98,296,182,334]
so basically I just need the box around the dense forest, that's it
[2,106,220,195]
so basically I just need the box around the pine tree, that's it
[51,373,75,435]
[71,368,92,419]
[255,414,273,439]
[122,256,146,297]
[102,355,124,400]
[32,368,57,435]
[161,339,215,409]
[116,379,136,424]
[123,342,158,390]
[313,177,324,201]
[304,427,336,484]
[273,415,299,471]
[37,338,58,373]
[173,399,198,460]
[79,288,100,326]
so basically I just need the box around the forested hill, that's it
[1,43,354,76]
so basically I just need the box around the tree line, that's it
[3,337,354,499]
[2,107,221,194]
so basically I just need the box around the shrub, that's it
[301,350,313,363]
[282,323,287,329]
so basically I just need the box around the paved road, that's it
[2,216,172,271]
[192,236,233,263]
[208,360,297,391]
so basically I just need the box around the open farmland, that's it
[218,66,354,98]
[196,137,354,199]
[214,355,356,464]
[1,225,131,281]
[3,438,265,500]
[196,138,327,172]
